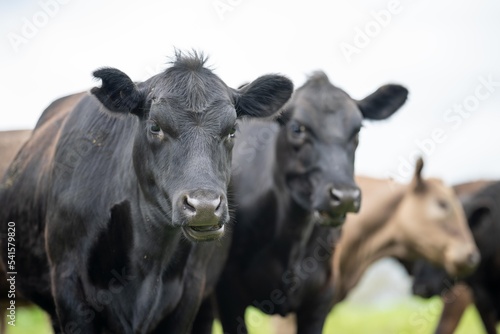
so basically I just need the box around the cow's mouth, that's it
[182,223,225,241]
[314,210,346,227]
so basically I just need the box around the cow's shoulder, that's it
[49,94,138,204]
[35,92,87,130]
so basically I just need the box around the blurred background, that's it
[1,0,499,333]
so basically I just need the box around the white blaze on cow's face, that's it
[395,158,480,277]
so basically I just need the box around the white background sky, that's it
[1,0,500,185]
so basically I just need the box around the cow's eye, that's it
[437,199,449,211]
[228,127,237,139]
[149,122,161,135]
[226,124,238,140]
[290,122,306,136]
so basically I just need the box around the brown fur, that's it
[333,159,479,302]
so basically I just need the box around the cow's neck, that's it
[133,188,183,275]
[340,222,406,296]
[272,162,315,268]
[334,190,408,302]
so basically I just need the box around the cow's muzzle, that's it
[175,189,228,241]
[314,185,361,227]
[445,245,481,277]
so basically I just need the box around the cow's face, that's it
[396,159,480,277]
[277,72,408,226]
[92,53,293,241]
[412,185,499,297]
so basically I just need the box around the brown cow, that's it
[410,180,495,334]
[333,158,480,303]
[412,180,500,334]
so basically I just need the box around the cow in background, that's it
[413,181,500,334]
[272,164,485,334]
[333,159,480,303]
[212,72,408,334]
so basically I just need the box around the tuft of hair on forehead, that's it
[301,70,342,94]
[296,70,352,111]
[307,70,331,84]
[157,49,227,112]
[168,49,211,72]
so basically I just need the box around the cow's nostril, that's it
[183,195,197,213]
[182,193,225,220]
[330,188,342,204]
[213,196,224,218]
[215,196,222,212]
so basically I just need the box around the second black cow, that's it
[213,72,408,333]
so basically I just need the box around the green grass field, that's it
[4,297,499,333]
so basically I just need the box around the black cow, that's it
[412,181,500,334]
[0,51,293,333]
[212,72,408,334]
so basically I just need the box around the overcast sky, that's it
[1,0,499,185]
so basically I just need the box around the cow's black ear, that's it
[91,68,145,116]
[234,74,293,118]
[357,84,408,120]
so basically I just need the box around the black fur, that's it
[210,72,408,334]
[0,51,293,333]
[357,84,408,120]
[92,68,144,115]
[235,74,294,118]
